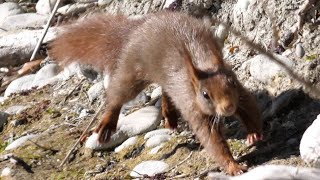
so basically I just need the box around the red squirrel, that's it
[49,12,263,175]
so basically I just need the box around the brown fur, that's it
[49,12,263,175]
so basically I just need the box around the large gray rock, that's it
[208,165,320,180]
[87,81,104,102]
[85,106,161,150]
[0,2,23,23]
[57,3,95,16]
[0,13,48,31]
[130,160,169,178]
[36,0,58,15]
[0,28,58,67]
[249,54,293,83]
[300,114,320,167]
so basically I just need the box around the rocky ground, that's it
[0,0,320,179]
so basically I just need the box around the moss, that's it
[0,141,9,153]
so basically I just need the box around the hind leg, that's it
[162,92,180,129]
[94,73,148,143]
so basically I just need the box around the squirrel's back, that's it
[49,14,146,72]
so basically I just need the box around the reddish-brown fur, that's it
[49,12,263,175]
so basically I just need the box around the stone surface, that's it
[85,106,160,150]
[208,165,320,180]
[33,64,60,84]
[0,13,48,31]
[98,0,113,6]
[130,160,169,178]
[57,3,95,16]
[87,81,104,102]
[151,86,162,99]
[144,129,171,140]
[4,74,36,97]
[114,136,138,153]
[0,2,23,23]
[36,0,58,15]
[1,167,12,177]
[0,28,58,67]
[249,54,293,83]
[145,134,171,148]
[121,91,148,113]
[5,105,31,115]
[5,134,38,151]
[149,144,164,154]
[300,114,320,167]
[295,43,305,58]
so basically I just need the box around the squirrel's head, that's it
[185,52,239,117]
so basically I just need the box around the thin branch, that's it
[169,152,193,172]
[211,18,320,97]
[30,0,61,61]
[59,100,106,167]
[63,78,85,103]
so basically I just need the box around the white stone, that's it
[217,165,320,180]
[146,134,171,148]
[0,97,7,104]
[36,0,58,15]
[57,3,95,16]
[33,64,60,85]
[295,43,305,58]
[87,81,104,102]
[5,134,38,151]
[163,0,176,9]
[144,129,171,140]
[130,160,169,178]
[0,2,23,23]
[5,105,31,115]
[0,28,58,67]
[114,136,138,153]
[1,167,12,177]
[249,54,293,83]
[151,86,162,99]
[0,13,48,31]
[55,62,82,81]
[149,144,164,154]
[85,106,160,150]
[4,74,36,97]
[98,0,113,6]
[300,114,320,167]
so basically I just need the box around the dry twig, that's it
[59,100,106,167]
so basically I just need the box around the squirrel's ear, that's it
[184,50,202,90]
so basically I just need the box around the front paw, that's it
[246,133,263,145]
[227,162,247,176]
[94,123,114,143]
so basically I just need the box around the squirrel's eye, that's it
[228,78,237,87]
[202,91,210,100]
